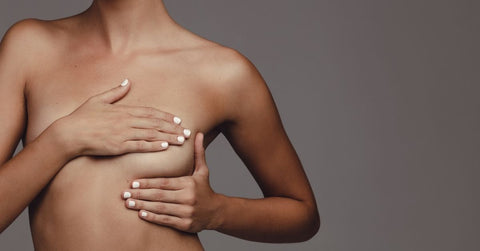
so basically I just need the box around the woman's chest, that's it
[24,55,224,178]
[25,54,224,144]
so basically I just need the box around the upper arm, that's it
[0,19,39,165]
[219,49,316,204]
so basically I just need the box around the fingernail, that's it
[123,191,131,199]
[173,116,182,124]
[177,136,185,143]
[161,142,169,148]
[120,79,129,87]
[128,200,136,207]
[141,211,148,217]
[183,129,191,138]
[132,181,140,189]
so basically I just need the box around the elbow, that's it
[292,203,320,243]
[310,209,321,239]
[302,206,321,242]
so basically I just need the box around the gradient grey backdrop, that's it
[1,0,479,250]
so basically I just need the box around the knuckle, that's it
[159,178,170,187]
[154,203,165,212]
[178,178,190,188]
[185,178,195,188]
[141,180,149,188]
[145,129,158,140]
[135,141,147,151]
[152,118,164,127]
[185,206,194,217]
[183,219,193,231]
[116,131,128,142]
[184,193,196,205]
[158,111,171,120]
[160,215,171,223]
[154,190,164,200]
[120,142,133,154]
[108,141,122,153]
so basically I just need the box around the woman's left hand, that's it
[121,132,222,233]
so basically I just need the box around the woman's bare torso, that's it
[22,18,230,251]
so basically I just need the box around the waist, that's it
[29,154,201,251]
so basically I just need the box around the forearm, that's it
[212,194,320,243]
[0,122,72,232]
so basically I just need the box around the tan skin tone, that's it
[0,0,319,249]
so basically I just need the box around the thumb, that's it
[95,79,131,104]
[193,132,208,176]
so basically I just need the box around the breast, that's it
[85,138,197,179]
[25,77,210,195]
[25,78,205,218]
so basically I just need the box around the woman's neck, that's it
[83,0,178,53]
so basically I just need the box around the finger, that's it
[128,117,190,138]
[123,189,184,203]
[193,132,208,176]
[93,79,131,104]
[139,210,191,232]
[131,177,187,190]
[120,140,169,153]
[115,105,182,125]
[126,128,186,145]
[126,199,192,218]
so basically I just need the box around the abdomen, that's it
[29,140,203,251]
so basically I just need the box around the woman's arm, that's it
[211,51,320,242]
[0,20,192,233]
[122,49,320,242]
[0,21,57,233]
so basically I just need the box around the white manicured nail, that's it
[141,212,148,217]
[128,200,135,207]
[161,142,169,148]
[120,79,129,87]
[132,181,140,189]
[123,192,131,199]
[173,116,182,124]
[183,129,191,138]
[177,136,185,143]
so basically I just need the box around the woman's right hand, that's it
[50,79,191,158]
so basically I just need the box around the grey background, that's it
[0,0,479,250]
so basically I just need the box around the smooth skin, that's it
[0,80,189,232]
[0,0,319,249]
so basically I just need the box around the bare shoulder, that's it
[188,42,267,96]
[1,18,57,51]
[197,44,261,84]
[0,18,63,68]
[185,41,272,124]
